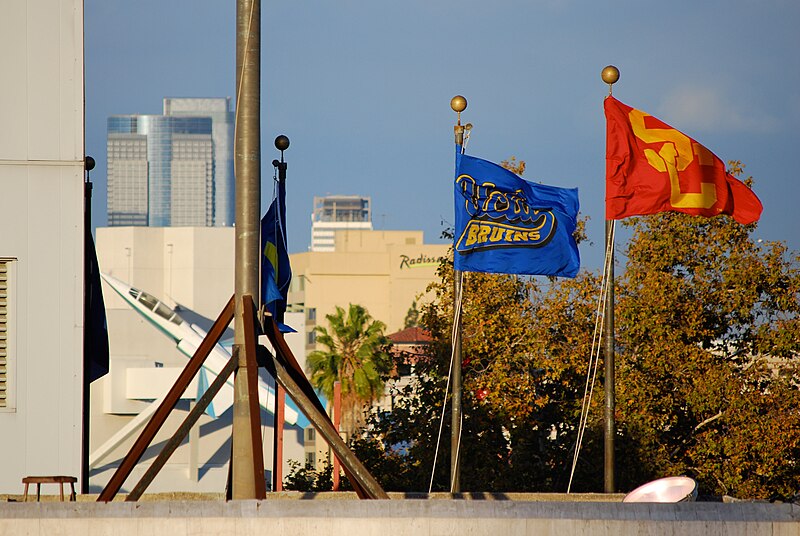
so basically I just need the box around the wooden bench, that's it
[22,476,77,502]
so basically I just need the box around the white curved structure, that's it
[90,273,298,469]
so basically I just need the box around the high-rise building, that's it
[310,195,372,251]
[107,98,235,227]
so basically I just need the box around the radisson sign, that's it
[399,253,445,270]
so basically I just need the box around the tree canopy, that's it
[351,162,800,499]
[307,303,393,438]
[614,164,800,498]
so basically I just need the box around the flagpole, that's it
[233,0,262,499]
[450,95,467,493]
[271,134,289,493]
[82,155,95,495]
[601,65,620,493]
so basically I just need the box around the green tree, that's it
[354,162,800,499]
[614,165,800,499]
[352,158,600,492]
[354,257,602,492]
[283,460,333,492]
[404,300,420,328]
[307,304,393,438]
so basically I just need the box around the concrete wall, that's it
[0,500,798,535]
[0,0,85,493]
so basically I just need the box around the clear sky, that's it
[85,0,800,272]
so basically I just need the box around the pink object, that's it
[623,476,698,503]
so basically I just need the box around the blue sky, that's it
[85,0,800,271]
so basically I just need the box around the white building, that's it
[0,1,87,493]
[92,226,307,493]
[311,195,372,252]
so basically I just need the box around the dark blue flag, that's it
[261,176,294,332]
[454,145,580,277]
[85,228,109,382]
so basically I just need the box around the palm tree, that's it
[307,304,392,438]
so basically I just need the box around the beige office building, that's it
[289,229,449,344]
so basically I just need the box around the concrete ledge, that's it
[1,491,627,503]
[1,499,798,536]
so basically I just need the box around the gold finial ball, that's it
[450,95,467,113]
[601,65,620,85]
[274,135,290,151]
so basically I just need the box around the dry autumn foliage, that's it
[352,161,800,499]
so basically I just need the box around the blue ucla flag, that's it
[454,145,580,277]
[261,175,294,332]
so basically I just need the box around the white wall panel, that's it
[0,0,85,492]
[0,2,28,160]
[26,2,61,161]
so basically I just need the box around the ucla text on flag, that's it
[605,96,762,225]
[261,175,293,332]
[454,146,580,278]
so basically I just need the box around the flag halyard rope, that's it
[567,221,615,492]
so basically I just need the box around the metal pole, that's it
[449,96,467,493]
[81,156,94,495]
[269,135,289,493]
[98,297,235,502]
[332,380,342,491]
[126,354,238,501]
[233,0,261,499]
[600,65,620,494]
[272,381,285,491]
[603,221,615,493]
[262,317,384,499]
[451,272,462,493]
[264,342,388,499]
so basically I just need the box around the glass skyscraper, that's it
[107,98,235,227]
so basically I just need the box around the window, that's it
[306,331,316,346]
[306,307,316,322]
[0,259,14,411]
[304,427,316,442]
[137,291,159,311]
[305,452,316,468]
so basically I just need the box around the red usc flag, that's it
[604,96,762,225]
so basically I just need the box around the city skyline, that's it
[107,97,235,227]
[85,0,800,271]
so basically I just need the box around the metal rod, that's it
[259,319,367,498]
[450,116,465,493]
[262,317,386,499]
[233,0,261,499]
[603,220,616,492]
[97,296,235,502]
[332,380,342,491]
[243,295,266,498]
[272,381,285,491]
[125,354,238,501]
[81,178,92,495]
[450,271,462,493]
